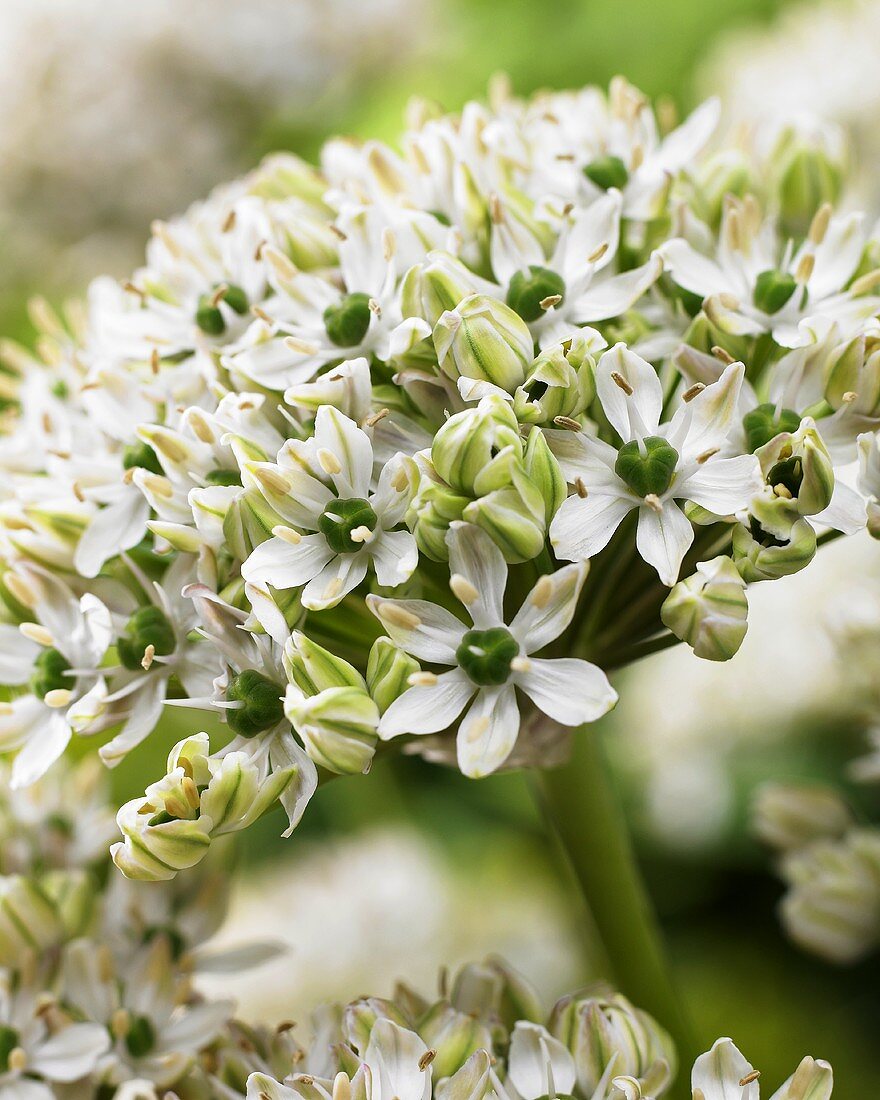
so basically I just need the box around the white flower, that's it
[691,1038,832,1100]
[242,406,418,611]
[367,523,616,777]
[550,344,762,585]
[660,201,880,348]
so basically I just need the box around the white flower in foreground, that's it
[692,1037,832,1100]
[367,522,616,777]
[242,405,418,610]
[550,344,762,585]
[660,201,880,348]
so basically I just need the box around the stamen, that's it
[350,526,374,543]
[44,689,72,708]
[4,572,36,608]
[254,467,292,495]
[150,348,161,374]
[222,209,237,233]
[611,371,634,395]
[317,448,343,475]
[8,1048,27,1073]
[408,671,438,687]
[364,408,389,427]
[531,575,554,608]
[489,193,503,224]
[739,1071,761,1086]
[182,776,201,809]
[450,574,479,605]
[588,242,609,264]
[682,383,705,402]
[284,336,320,355]
[333,1073,352,1100]
[368,297,382,318]
[795,253,815,285]
[575,477,589,498]
[164,797,189,819]
[510,656,532,673]
[272,525,302,545]
[391,466,410,492]
[382,228,397,262]
[644,493,663,512]
[851,269,880,295]
[419,1050,437,1071]
[711,345,735,364]
[188,411,216,444]
[329,225,348,241]
[143,474,174,500]
[808,203,832,245]
[141,644,155,671]
[696,447,719,464]
[843,390,858,403]
[210,284,230,309]
[20,622,53,647]
[324,578,344,600]
[553,415,582,431]
[111,1008,131,1038]
[382,604,422,630]
[540,294,562,310]
[718,293,740,310]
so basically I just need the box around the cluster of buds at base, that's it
[111,733,296,881]
[412,396,565,563]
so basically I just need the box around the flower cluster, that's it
[0,75,878,876]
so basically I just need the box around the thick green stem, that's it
[534,725,700,1098]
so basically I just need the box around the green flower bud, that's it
[742,403,802,452]
[433,294,533,393]
[432,398,522,496]
[449,958,542,1028]
[122,440,163,475]
[29,646,71,697]
[778,147,843,241]
[583,155,629,191]
[286,685,378,774]
[506,266,566,323]
[223,487,286,563]
[0,876,65,966]
[366,637,420,712]
[343,999,410,1058]
[615,436,679,498]
[753,783,852,853]
[318,497,379,553]
[117,606,176,670]
[401,252,480,327]
[456,627,519,686]
[324,292,373,348]
[688,149,755,230]
[660,555,748,661]
[285,632,365,695]
[753,269,798,315]
[549,991,675,1099]
[757,421,834,516]
[523,428,566,522]
[824,335,879,413]
[732,513,817,582]
[419,1003,494,1079]
[411,484,469,561]
[226,669,285,738]
[514,333,599,425]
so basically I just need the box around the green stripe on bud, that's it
[433,294,533,393]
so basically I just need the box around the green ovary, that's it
[614,436,679,498]
[456,627,519,686]
[318,497,378,554]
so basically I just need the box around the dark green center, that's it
[767,455,804,498]
[582,155,630,191]
[317,497,378,554]
[456,627,519,686]
[125,1015,157,1059]
[506,265,566,323]
[615,436,679,498]
[742,403,802,452]
[30,647,71,698]
[195,284,249,336]
[324,292,372,347]
[753,269,798,315]
[122,441,163,475]
[117,606,176,670]
[226,669,285,738]
[0,1025,19,1072]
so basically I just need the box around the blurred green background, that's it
[8,0,878,1092]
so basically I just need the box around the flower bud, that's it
[688,149,755,230]
[223,487,287,562]
[419,1003,493,1079]
[462,482,547,563]
[514,332,600,425]
[732,512,817,582]
[366,637,420,713]
[549,990,675,1098]
[285,631,365,694]
[401,252,483,327]
[449,958,542,1029]
[757,419,834,516]
[0,875,65,964]
[432,398,522,495]
[753,783,853,853]
[342,998,410,1058]
[775,138,844,240]
[433,294,533,393]
[285,685,378,774]
[522,428,566,523]
[660,556,748,662]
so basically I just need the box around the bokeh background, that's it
[8,0,880,1091]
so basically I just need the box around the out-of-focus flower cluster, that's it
[0,757,833,1098]
[2,75,880,879]
[0,0,431,287]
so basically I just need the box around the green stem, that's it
[533,726,700,1098]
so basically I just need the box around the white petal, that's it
[546,430,620,487]
[595,343,663,441]
[30,1022,110,1081]
[0,695,45,752]
[270,730,319,837]
[448,521,507,628]
[517,657,617,725]
[75,490,150,577]
[560,191,621,278]
[571,254,662,323]
[668,361,746,460]
[0,625,39,684]
[456,685,520,777]
[367,596,465,663]
[365,1019,432,1100]
[655,96,720,170]
[379,669,474,739]
[372,530,419,588]
[491,214,545,286]
[812,479,867,534]
[314,405,373,498]
[807,211,866,300]
[99,675,167,766]
[507,1023,577,1100]
[659,238,730,298]
[242,533,334,590]
[691,1038,759,1100]
[510,562,588,652]
[635,501,694,586]
[550,492,633,563]
[674,454,762,514]
[11,710,70,788]
[301,552,369,610]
